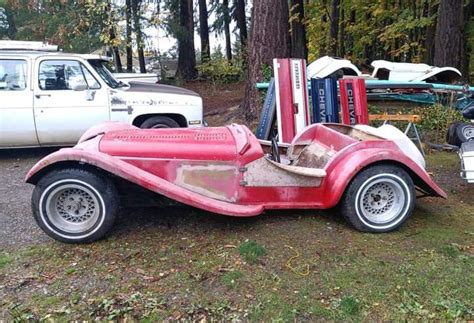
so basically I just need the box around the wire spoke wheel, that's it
[45,183,100,234]
[359,178,405,224]
[340,165,415,233]
[33,168,118,243]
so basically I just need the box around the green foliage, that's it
[0,0,103,53]
[261,63,273,82]
[305,0,439,65]
[238,240,265,264]
[414,104,464,142]
[197,58,243,84]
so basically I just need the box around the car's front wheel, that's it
[32,168,118,243]
[340,165,415,232]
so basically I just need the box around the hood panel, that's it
[127,82,200,97]
[99,127,238,161]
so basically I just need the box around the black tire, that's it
[446,122,460,146]
[339,165,415,233]
[457,123,474,142]
[140,116,180,129]
[446,122,474,147]
[32,168,119,243]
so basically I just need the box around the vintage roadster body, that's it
[26,122,446,243]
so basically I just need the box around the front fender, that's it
[322,146,447,208]
[78,122,137,144]
[25,138,263,217]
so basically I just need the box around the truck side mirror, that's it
[69,77,88,91]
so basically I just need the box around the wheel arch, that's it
[132,113,188,128]
[346,160,439,197]
[324,153,447,208]
[26,161,108,185]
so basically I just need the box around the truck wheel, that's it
[458,123,474,142]
[140,116,180,129]
[340,165,415,233]
[32,168,118,243]
[446,122,474,147]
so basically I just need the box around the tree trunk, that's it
[223,0,232,61]
[131,0,146,73]
[109,29,123,73]
[339,6,345,57]
[433,0,464,70]
[125,0,133,72]
[290,0,308,59]
[235,0,248,49]
[363,12,373,65]
[463,0,474,79]
[176,0,197,80]
[241,0,291,122]
[198,0,210,63]
[329,0,340,56]
[423,0,437,65]
[347,9,356,57]
[319,0,328,57]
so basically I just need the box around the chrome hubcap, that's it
[45,184,100,234]
[359,178,405,224]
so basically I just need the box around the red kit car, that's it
[26,122,446,243]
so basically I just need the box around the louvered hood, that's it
[99,127,239,161]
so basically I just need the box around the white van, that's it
[0,41,203,148]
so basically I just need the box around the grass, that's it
[340,296,360,316]
[221,270,244,289]
[0,151,473,321]
[238,240,265,263]
[0,253,13,269]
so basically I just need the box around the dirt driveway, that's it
[0,148,56,250]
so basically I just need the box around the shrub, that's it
[414,104,464,143]
[197,58,243,84]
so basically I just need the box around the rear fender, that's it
[322,147,447,208]
[25,138,263,217]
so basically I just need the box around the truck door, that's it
[33,58,109,146]
[0,58,38,147]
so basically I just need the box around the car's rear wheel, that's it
[140,116,180,129]
[32,168,118,243]
[340,165,415,232]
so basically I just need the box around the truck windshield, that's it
[88,59,121,89]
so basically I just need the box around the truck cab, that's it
[0,41,203,148]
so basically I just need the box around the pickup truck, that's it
[0,41,203,148]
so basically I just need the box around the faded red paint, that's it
[26,122,446,217]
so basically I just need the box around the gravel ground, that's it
[0,148,57,251]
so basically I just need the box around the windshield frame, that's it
[87,59,121,89]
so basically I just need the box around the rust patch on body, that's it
[175,164,239,202]
[244,157,324,187]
